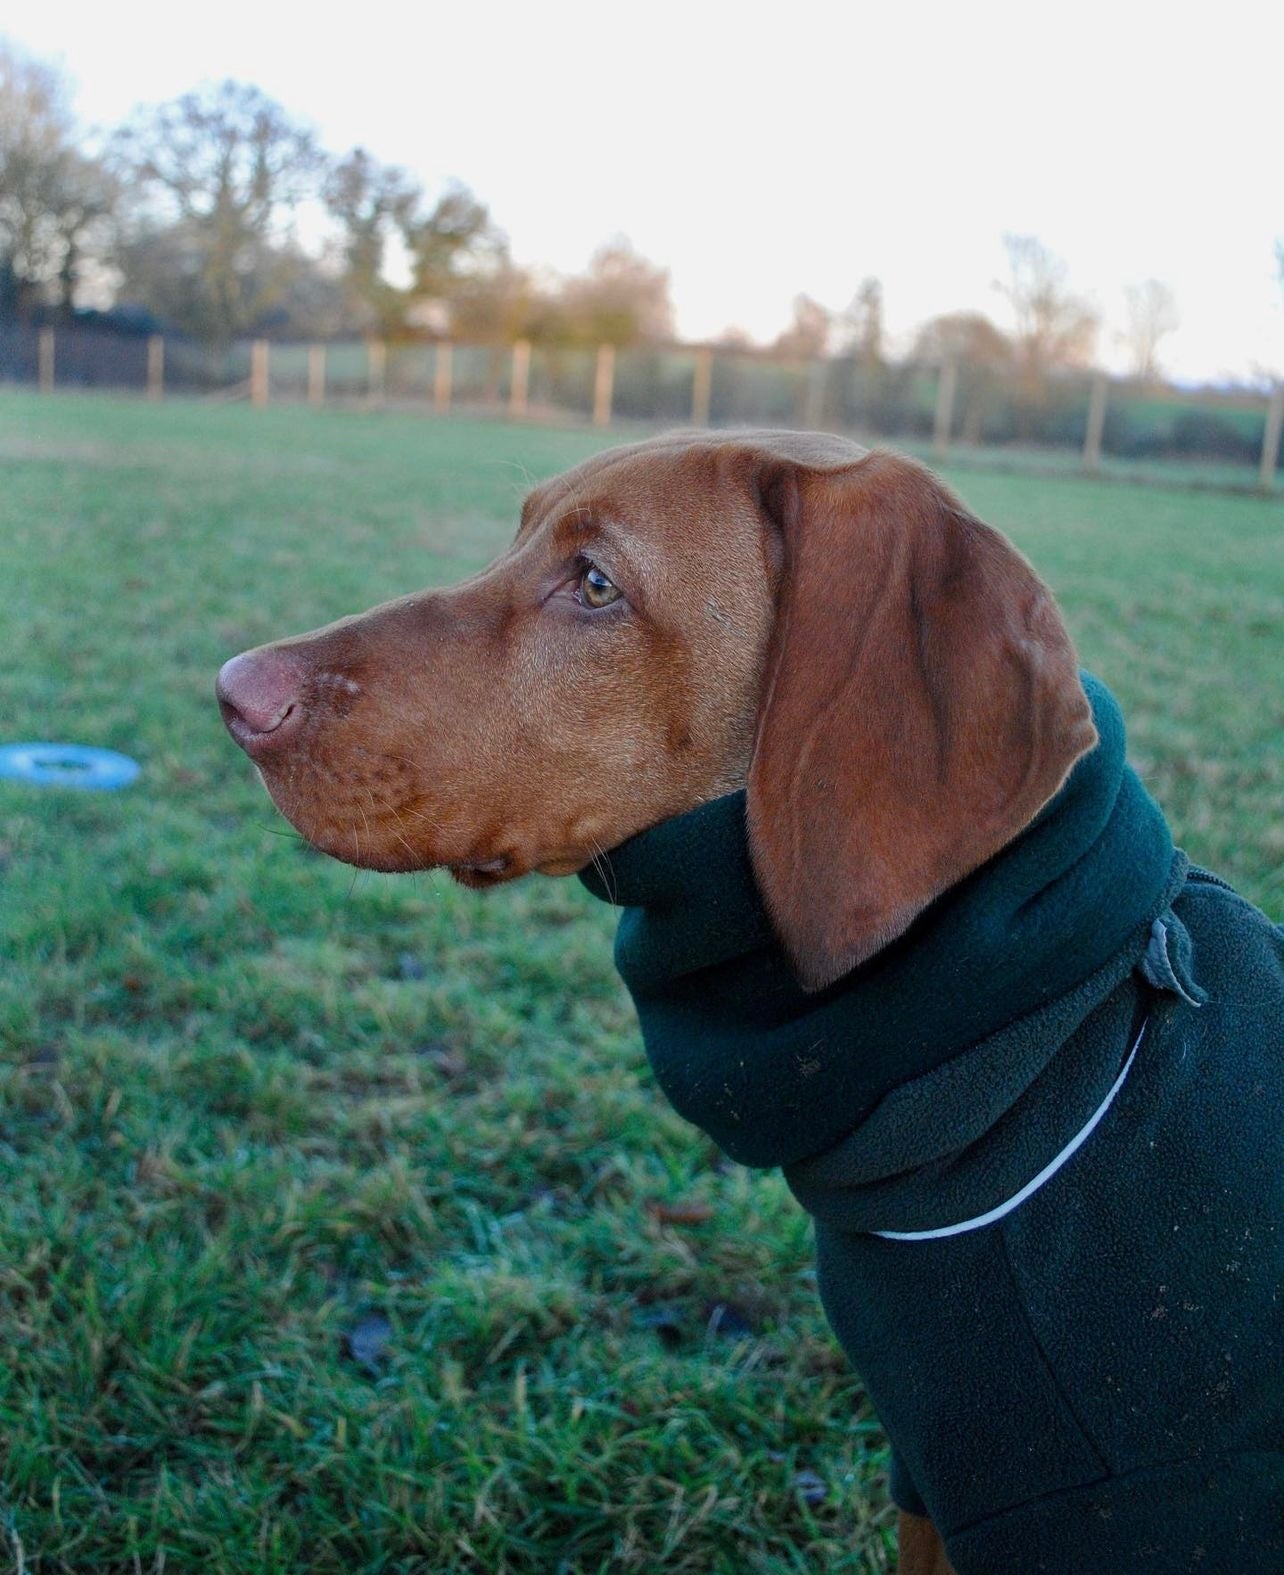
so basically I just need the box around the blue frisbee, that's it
[0,743,141,791]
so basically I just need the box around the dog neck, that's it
[579,675,1185,1204]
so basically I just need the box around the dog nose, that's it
[217,648,305,756]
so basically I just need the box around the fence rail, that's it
[2,322,1280,491]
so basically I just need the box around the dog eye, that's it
[578,564,622,609]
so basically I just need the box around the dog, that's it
[217,430,1284,1574]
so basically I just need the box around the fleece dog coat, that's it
[580,677,1284,1574]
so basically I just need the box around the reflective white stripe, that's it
[872,1018,1148,1242]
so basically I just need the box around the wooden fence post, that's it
[368,340,386,403]
[37,327,54,393]
[1259,384,1284,492]
[932,361,958,458]
[1083,372,1108,470]
[250,340,269,407]
[691,348,713,427]
[510,339,531,418]
[308,344,326,407]
[146,335,164,400]
[434,342,453,412]
[593,344,615,427]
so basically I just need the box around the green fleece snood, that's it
[579,674,1177,1177]
[580,675,1284,1572]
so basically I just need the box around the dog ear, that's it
[746,448,1097,992]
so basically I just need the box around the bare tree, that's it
[714,325,755,351]
[402,182,506,302]
[998,235,1098,405]
[914,311,1013,443]
[448,261,548,345]
[115,81,321,343]
[1122,278,1179,384]
[841,276,885,369]
[558,239,674,348]
[0,44,118,318]
[774,294,831,359]
[323,147,419,335]
[450,240,676,351]
[915,309,1011,368]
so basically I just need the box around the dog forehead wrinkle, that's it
[525,511,668,607]
[519,443,677,538]
[558,509,632,555]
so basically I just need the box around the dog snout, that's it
[217,648,306,758]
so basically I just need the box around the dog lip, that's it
[451,855,509,875]
[446,854,516,889]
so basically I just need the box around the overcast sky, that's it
[9,0,1284,384]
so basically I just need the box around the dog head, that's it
[218,431,1094,987]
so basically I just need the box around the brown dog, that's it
[217,430,1101,1575]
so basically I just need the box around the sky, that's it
[8,0,1284,385]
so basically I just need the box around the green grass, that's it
[1,392,1281,1574]
[911,438,1278,496]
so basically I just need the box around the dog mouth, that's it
[298,829,518,883]
[310,829,517,882]
[256,780,514,881]
[252,756,578,887]
[446,856,513,887]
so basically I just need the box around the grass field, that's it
[1,392,1281,1575]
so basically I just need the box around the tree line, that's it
[0,48,674,352]
[5,39,1254,402]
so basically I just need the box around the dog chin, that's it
[291,816,524,883]
[308,832,425,873]
[265,807,424,873]
[265,788,529,885]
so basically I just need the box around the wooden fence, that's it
[13,326,1284,491]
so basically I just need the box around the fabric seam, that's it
[994,1225,1112,1487]
[947,1446,1284,1540]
